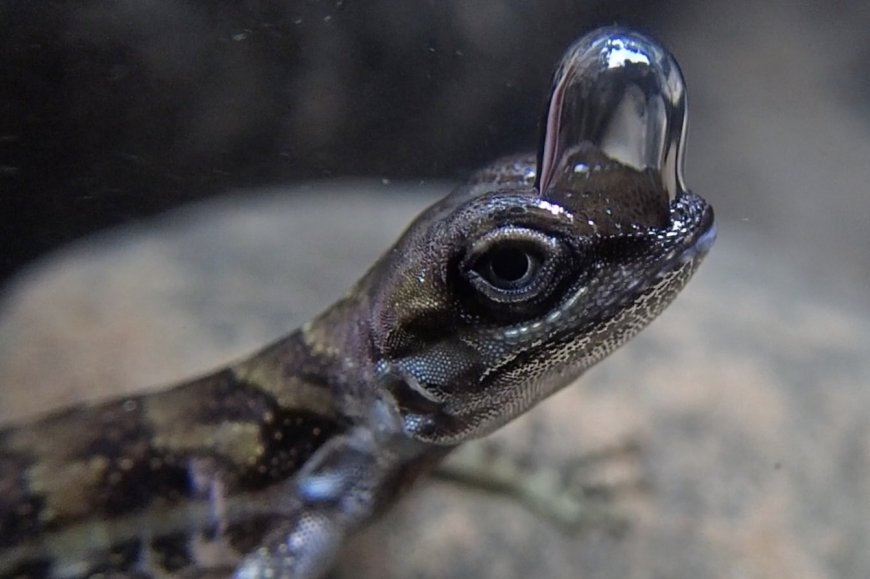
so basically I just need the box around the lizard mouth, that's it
[682,211,717,263]
[669,191,717,268]
[628,192,714,301]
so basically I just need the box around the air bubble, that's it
[537,27,688,203]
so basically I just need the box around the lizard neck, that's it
[232,288,421,444]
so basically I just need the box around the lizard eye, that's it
[463,227,565,306]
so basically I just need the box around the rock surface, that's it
[1,183,867,579]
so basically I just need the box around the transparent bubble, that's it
[537,27,688,203]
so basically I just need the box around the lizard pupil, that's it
[483,245,538,289]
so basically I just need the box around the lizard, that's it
[0,27,715,578]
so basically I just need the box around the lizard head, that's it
[366,28,716,444]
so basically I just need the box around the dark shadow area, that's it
[0,0,671,283]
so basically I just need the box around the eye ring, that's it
[462,227,565,305]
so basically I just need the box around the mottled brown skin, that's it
[0,335,341,574]
[0,29,714,579]
[0,152,712,578]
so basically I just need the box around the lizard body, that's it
[0,28,715,578]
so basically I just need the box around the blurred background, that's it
[1,2,869,578]
[1,0,867,298]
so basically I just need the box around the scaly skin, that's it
[0,28,714,578]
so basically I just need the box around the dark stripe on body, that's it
[0,349,346,576]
